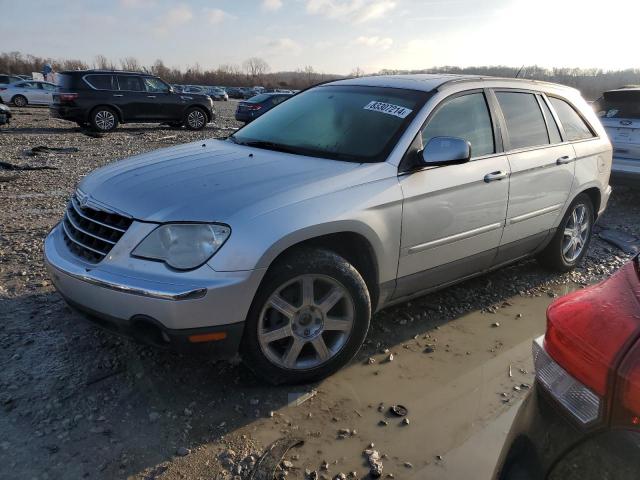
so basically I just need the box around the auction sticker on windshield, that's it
[364,101,413,119]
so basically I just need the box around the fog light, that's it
[533,336,601,425]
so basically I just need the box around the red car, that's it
[494,255,640,479]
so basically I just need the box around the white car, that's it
[0,80,58,107]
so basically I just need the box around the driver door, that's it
[395,91,510,298]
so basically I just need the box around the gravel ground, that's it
[1,105,639,480]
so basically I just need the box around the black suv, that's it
[50,70,215,132]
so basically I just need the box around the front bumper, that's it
[44,222,265,352]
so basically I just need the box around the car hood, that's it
[78,139,392,223]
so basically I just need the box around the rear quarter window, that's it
[85,75,114,90]
[549,97,595,141]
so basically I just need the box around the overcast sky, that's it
[1,0,638,74]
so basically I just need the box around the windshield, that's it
[596,90,640,119]
[231,85,429,162]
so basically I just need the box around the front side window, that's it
[85,75,114,90]
[549,97,595,141]
[117,75,144,92]
[421,93,495,157]
[41,83,57,91]
[143,77,169,93]
[496,92,549,150]
[232,85,429,163]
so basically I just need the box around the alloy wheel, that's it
[562,203,590,263]
[94,110,115,131]
[187,109,206,129]
[258,274,355,370]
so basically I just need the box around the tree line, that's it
[2,51,639,98]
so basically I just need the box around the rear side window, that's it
[549,97,595,141]
[117,75,144,92]
[496,92,549,150]
[85,75,114,90]
[539,97,562,144]
[421,93,495,157]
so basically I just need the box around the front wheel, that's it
[537,193,594,272]
[184,107,207,130]
[241,249,371,385]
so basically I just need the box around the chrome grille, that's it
[61,195,132,263]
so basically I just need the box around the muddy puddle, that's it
[243,283,580,479]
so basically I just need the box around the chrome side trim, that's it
[407,222,503,255]
[48,262,207,301]
[508,204,562,225]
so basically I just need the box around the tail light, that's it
[538,259,640,426]
[614,341,640,426]
[533,336,601,425]
[58,93,78,103]
[241,104,262,111]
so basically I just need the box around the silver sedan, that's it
[0,80,58,107]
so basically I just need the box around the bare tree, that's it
[120,57,141,72]
[243,57,270,80]
[94,55,115,70]
[350,67,365,78]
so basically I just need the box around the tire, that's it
[90,107,119,132]
[537,193,594,272]
[12,95,27,107]
[184,107,208,130]
[241,248,371,385]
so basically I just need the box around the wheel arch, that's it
[256,227,382,311]
[89,104,124,123]
[185,104,212,122]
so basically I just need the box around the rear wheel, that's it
[12,95,27,107]
[241,248,371,385]
[537,193,594,272]
[90,107,118,132]
[184,107,207,130]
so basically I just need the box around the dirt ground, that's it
[1,104,639,480]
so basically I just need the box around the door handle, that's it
[484,171,508,183]
[556,155,573,165]
[113,94,124,97]
[147,95,156,99]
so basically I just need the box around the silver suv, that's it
[44,74,612,384]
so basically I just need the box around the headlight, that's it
[132,223,230,270]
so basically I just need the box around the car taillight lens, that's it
[544,260,640,396]
[614,340,640,426]
[534,336,602,425]
[541,258,640,427]
[59,93,78,103]
[244,104,262,111]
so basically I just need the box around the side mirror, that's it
[420,136,471,166]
